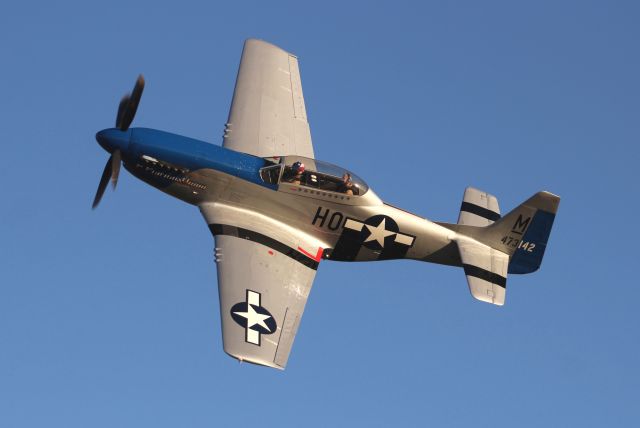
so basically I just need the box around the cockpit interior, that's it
[259,156,368,197]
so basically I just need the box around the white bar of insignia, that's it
[247,290,260,306]
[344,219,364,231]
[394,234,414,246]
[247,329,260,345]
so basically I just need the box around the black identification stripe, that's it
[208,224,319,270]
[329,226,362,261]
[460,202,501,222]
[462,264,507,288]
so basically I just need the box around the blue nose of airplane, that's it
[95,128,132,154]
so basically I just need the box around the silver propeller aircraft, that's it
[93,39,560,369]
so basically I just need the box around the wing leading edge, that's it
[223,39,314,158]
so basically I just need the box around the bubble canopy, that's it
[259,156,368,196]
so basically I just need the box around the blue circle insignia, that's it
[360,215,400,250]
[230,301,277,335]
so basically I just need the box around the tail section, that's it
[477,191,560,274]
[448,189,560,306]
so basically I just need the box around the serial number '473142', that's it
[501,236,536,253]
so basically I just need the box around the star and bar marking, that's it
[344,216,415,249]
[230,290,277,346]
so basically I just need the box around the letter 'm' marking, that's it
[511,214,531,235]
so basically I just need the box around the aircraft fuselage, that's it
[97,127,460,267]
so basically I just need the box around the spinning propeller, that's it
[92,75,145,209]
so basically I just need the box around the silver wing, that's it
[201,203,324,369]
[223,39,315,158]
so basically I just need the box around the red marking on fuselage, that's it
[298,246,323,262]
[268,250,274,255]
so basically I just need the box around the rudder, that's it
[507,208,557,274]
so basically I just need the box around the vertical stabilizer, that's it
[477,191,560,274]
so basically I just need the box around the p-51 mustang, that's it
[93,39,560,369]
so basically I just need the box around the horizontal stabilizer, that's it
[457,187,501,227]
[456,237,509,306]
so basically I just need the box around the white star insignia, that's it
[364,218,396,248]
[233,305,273,332]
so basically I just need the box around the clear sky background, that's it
[1,1,639,426]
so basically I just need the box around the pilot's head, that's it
[293,161,305,174]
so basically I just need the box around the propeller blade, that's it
[111,149,121,189]
[116,96,128,130]
[94,75,143,208]
[116,75,145,131]
[92,154,114,209]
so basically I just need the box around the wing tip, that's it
[224,349,286,370]
[244,38,294,57]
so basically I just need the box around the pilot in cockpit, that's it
[284,161,305,185]
[339,173,354,196]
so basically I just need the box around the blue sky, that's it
[2,1,639,426]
